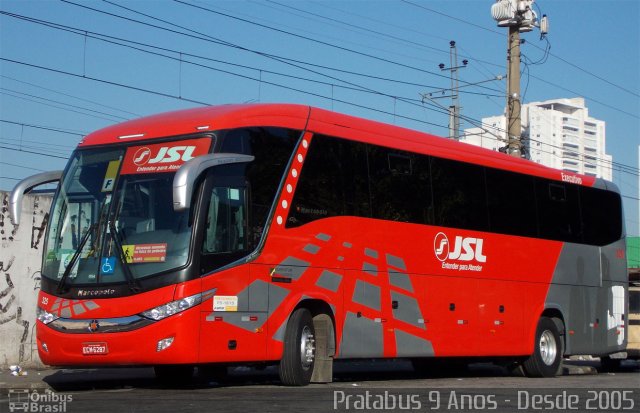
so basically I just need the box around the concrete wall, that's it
[0,191,53,368]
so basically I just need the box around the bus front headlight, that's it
[36,307,59,325]
[140,293,202,321]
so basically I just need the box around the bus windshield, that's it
[42,147,196,286]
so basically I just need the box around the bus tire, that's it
[523,317,563,377]
[279,308,316,386]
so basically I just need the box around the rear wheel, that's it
[279,308,316,386]
[523,317,563,377]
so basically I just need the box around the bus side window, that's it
[287,136,347,227]
[431,157,488,232]
[202,187,247,254]
[486,168,537,238]
[580,186,622,246]
[536,180,581,243]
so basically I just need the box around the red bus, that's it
[10,104,627,385]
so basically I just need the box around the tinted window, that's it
[219,127,299,247]
[287,135,348,227]
[431,157,489,232]
[580,186,622,245]
[368,146,433,224]
[486,168,538,237]
[536,179,582,243]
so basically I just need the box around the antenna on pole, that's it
[437,41,467,140]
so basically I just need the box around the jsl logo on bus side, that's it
[434,232,486,272]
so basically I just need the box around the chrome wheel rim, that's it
[539,330,557,366]
[300,325,315,370]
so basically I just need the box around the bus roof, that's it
[79,103,608,190]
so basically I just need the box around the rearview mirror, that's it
[10,170,63,226]
[173,153,254,212]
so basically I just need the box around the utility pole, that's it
[491,0,548,157]
[506,26,522,157]
[434,41,467,140]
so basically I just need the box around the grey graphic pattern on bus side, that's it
[274,256,310,280]
[352,279,381,311]
[339,312,384,357]
[247,279,268,312]
[303,244,321,254]
[236,282,250,312]
[395,329,434,357]
[272,318,287,342]
[316,269,342,292]
[72,304,85,315]
[385,254,407,271]
[362,262,378,276]
[391,290,426,329]
[389,270,414,293]
[316,233,332,242]
[544,241,627,355]
[364,248,379,259]
[268,283,291,316]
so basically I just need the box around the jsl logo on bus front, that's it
[132,145,196,166]
[434,232,486,272]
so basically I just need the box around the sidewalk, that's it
[0,367,156,391]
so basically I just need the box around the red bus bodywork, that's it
[34,104,626,372]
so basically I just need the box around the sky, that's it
[0,0,638,236]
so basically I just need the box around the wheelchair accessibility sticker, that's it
[101,257,116,275]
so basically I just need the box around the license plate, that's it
[82,342,108,355]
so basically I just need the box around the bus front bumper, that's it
[36,309,200,366]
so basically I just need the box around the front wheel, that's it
[523,317,563,377]
[279,308,316,386]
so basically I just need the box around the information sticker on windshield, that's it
[120,138,211,175]
[101,160,121,192]
[58,252,79,279]
[122,243,167,263]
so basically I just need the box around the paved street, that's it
[1,359,638,413]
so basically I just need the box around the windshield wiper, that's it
[56,222,96,294]
[107,220,141,293]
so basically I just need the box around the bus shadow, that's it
[43,359,515,392]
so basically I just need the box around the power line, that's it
[263,0,452,57]
[3,11,504,101]
[0,161,46,172]
[401,0,502,36]
[3,10,637,179]
[91,0,502,95]
[0,75,141,118]
[0,119,87,136]
[0,145,68,159]
[172,0,489,88]
[0,90,124,123]
[0,58,211,106]
[1,10,501,97]
[0,137,77,150]
[0,87,129,121]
